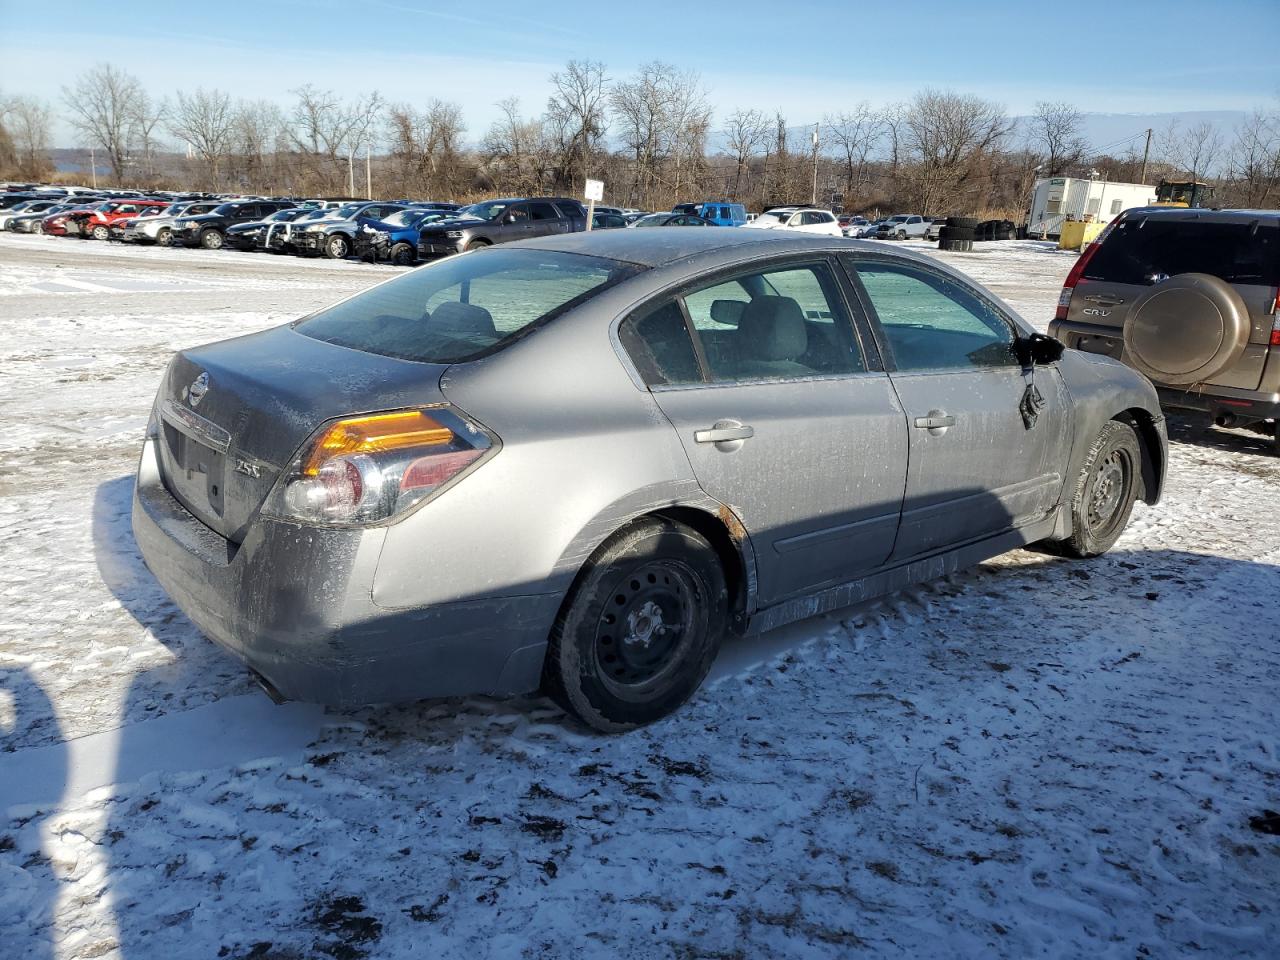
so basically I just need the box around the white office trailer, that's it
[1025,177,1157,239]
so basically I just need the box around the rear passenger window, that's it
[530,202,559,221]
[620,262,865,386]
[619,301,702,386]
[853,261,1016,371]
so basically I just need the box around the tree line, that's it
[2,61,1278,216]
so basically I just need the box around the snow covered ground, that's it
[1,231,1278,959]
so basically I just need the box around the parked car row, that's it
[5,183,1007,270]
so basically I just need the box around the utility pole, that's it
[1139,128,1152,185]
[347,147,355,196]
[365,138,372,199]
[90,145,97,189]
[810,123,819,206]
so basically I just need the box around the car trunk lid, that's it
[156,324,450,543]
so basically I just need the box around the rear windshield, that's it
[296,248,643,363]
[1085,217,1280,287]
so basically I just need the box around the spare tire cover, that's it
[1121,273,1250,386]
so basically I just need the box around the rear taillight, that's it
[1055,240,1102,321]
[264,406,496,526]
[1270,295,1280,345]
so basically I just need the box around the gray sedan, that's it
[133,230,1167,731]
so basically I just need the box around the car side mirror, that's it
[1017,333,1065,366]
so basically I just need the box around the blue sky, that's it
[2,0,1276,145]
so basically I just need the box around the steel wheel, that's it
[594,560,697,694]
[1086,449,1129,534]
[1038,419,1142,558]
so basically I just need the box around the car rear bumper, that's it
[1155,385,1280,423]
[131,437,558,707]
[1051,319,1280,423]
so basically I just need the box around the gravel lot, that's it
[1,232,1277,959]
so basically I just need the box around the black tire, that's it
[388,241,416,265]
[324,233,351,259]
[156,227,170,245]
[465,238,491,252]
[895,229,907,240]
[938,226,951,241]
[1044,420,1141,558]
[947,216,979,230]
[543,518,728,732]
[199,228,223,250]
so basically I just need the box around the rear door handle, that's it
[695,423,755,444]
[914,411,956,434]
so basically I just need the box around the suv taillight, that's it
[1055,240,1102,321]
[1271,291,1280,345]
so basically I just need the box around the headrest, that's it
[710,299,746,326]
[431,301,496,337]
[737,296,806,361]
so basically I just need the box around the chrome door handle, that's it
[914,411,956,435]
[695,423,755,444]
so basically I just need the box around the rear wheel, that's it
[199,228,224,250]
[1043,420,1141,558]
[543,518,728,732]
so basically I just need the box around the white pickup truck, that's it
[874,214,930,240]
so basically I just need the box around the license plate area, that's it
[163,423,227,518]
[160,400,234,522]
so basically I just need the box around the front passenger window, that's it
[853,262,1017,371]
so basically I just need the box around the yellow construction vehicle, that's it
[1153,180,1212,208]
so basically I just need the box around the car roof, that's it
[521,226,868,267]
[1119,207,1280,224]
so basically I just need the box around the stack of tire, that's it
[975,219,1017,241]
[937,216,977,252]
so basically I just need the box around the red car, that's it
[41,203,101,236]
[79,199,169,240]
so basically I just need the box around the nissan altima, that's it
[133,230,1167,731]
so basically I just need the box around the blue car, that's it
[670,200,748,226]
[353,208,477,264]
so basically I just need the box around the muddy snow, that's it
[1,232,1277,959]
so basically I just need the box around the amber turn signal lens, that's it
[303,410,452,475]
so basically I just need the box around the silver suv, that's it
[1049,208,1280,452]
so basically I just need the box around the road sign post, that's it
[584,178,604,231]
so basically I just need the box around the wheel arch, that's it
[1113,406,1166,506]
[550,501,756,639]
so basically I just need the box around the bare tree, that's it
[1029,100,1087,176]
[545,59,609,193]
[902,89,1010,213]
[1164,120,1224,183]
[482,97,551,196]
[62,64,147,181]
[231,99,285,191]
[0,94,53,178]
[168,88,235,187]
[1225,105,1280,207]
[824,105,881,206]
[386,99,468,199]
[723,108,768,200]
[287,85,385,193]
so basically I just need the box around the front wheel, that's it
[543,518,728,732]
[895,230,907,240]
[464,238,491,252]
[199,228,224,250]
[1044,420,1141,558]
[32,221,44,234]
[324,234,350,259]
[156,227,170,245]
[388,241,415,266]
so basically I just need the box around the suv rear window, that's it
[1084,218,1280,287]
[296,249,642,363]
